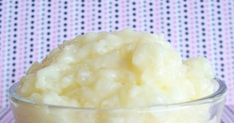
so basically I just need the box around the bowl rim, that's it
[9,78,227,111]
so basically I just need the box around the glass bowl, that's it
[9,79,227,123]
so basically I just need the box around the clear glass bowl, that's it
[9,79,227,123]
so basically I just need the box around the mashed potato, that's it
[15,29,217,123]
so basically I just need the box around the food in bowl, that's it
[10,29,226,123]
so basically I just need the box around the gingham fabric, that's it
[0,0,234,122]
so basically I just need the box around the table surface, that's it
[0,0,234,122]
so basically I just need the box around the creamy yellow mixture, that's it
[16,29,216,123]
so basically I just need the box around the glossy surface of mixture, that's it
[18,29,215,108]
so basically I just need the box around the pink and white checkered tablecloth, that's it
[0,0,234,122]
